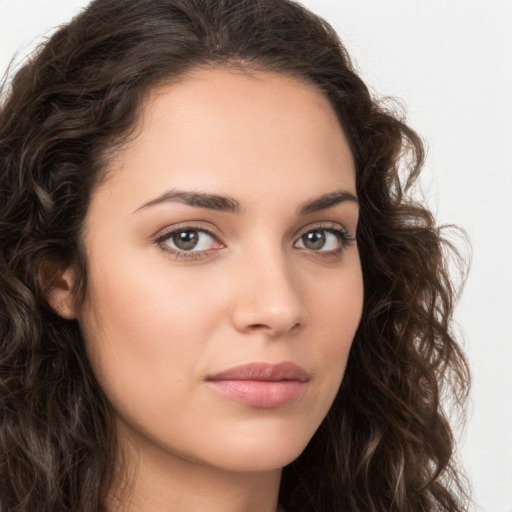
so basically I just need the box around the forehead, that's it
[97,67,355,210]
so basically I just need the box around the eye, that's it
[156,227,223,258]
[294,227,354,252]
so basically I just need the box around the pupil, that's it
[173,230,198,250]
[304,230,325,250]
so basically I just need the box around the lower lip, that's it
[207,380,307,408]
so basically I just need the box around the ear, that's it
[39,259,78,320]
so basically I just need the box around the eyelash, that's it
[295,225,355,260]
[154,223,355,261]
[154,223,221,261]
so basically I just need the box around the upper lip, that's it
[207,362,310,383]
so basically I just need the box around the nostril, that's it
[246,321,302,336]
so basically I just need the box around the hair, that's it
[0,0,470,511]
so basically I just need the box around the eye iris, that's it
[303,230,326,250]
[172,230,199,250]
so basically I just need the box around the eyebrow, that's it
[133,189,358,215]
[134,190,243,214]
[298,190,358,215]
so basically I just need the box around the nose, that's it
[230,249,308,337]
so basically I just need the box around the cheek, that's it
[77,250,226,408]
[83,247,221,344]
[298,256,363,418]
[309,254,364,348]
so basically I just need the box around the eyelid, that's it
[153,222,225,259]
[152,220,221,239]
[152,221,355,261]
[294,222,354,243]
[293,222,356,258]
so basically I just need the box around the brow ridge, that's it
[298,190,358,215]
[134,188,357,215]
[134,190,242,214]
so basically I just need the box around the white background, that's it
[1,1,511,511]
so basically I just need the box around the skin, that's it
[53,68,363,512]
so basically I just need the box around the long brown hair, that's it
[0,0,470,510]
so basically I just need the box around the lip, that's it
[206,362,309,408]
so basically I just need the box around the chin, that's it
[192,417,317,473]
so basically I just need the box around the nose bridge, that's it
[231,237,307,336]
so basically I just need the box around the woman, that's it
[0,0,470,511]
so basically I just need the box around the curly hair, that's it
[0,0,470,510]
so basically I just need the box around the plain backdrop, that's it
[1,1,511,511]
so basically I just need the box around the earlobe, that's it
[39,260,78,320]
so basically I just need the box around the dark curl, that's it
[0,0,470,511]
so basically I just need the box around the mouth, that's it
[206,362,309,408]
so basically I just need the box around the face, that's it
[77,68,363,473]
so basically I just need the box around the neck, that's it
[107,429,283,512]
